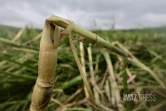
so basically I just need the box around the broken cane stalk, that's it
[47,15,128,57]
[30,22,60,111]
[30,15,128,111]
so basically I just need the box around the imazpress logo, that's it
[123,93,156,101]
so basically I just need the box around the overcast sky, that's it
[0,0,166,30]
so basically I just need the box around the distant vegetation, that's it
[0,25,166,111]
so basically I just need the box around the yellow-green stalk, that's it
[30,22,60,111]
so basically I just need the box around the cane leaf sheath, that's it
[30,22,60,111]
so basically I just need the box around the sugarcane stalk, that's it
[69,36,95,104]
[47,15,128,57]
[30,15,129,110]
[12,26,26,42]
[103,50,124,111]
[80,42,89,98]
[112,41,165,88]
[30,22,60,111]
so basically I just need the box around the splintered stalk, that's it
[80,42,89,98]
[69,36,95,104]
[30,22,61,111]
[102,50,124,111]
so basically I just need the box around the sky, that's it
[0,0,166,30]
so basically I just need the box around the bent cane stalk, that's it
[30,22,60,111]
[47,15,128,57]
[30,15,129,110]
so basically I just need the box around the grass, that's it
[0,25,166,111]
